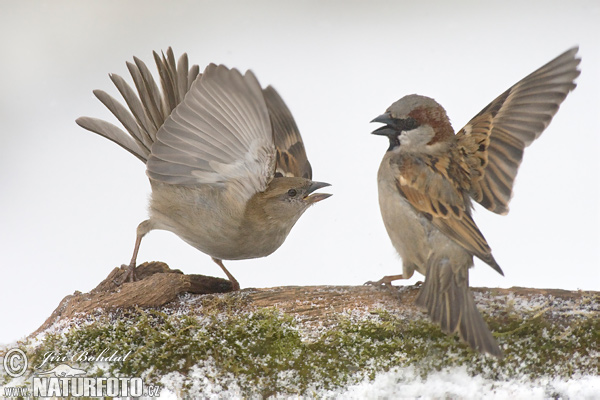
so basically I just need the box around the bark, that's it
[33,261,596,338]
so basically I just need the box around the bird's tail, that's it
[415,257,502,358]
[76,48,200,163]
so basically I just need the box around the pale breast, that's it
[377,155,475,276]
[148,181,270,260]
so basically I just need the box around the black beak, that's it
[371,113,396,136]
[372,126,398,136]
[371,113,395,125]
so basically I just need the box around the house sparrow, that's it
[370,47,580,357]
[76,48,331,290]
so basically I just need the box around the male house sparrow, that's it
[77,48,331,290]
[370,48,580,357]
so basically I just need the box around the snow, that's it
[335,368,600,400]
[154,366,600,399]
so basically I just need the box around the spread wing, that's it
[77,50,276,202]
[457,47,580,214]
[262,86,312,179]
[76,47,200,163]
[392,153,503,274]
[146,64,276,202]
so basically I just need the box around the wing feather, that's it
[146,64,275,203]
[262,86,312,179]
[393,154,502,273]
[458,47,580,214]
[77,47,200,164]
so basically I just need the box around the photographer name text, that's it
[37,350,132,369]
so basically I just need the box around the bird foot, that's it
[211,257,241,291]
[229,278,241,291]
[364,274,404,288]
[113,263,137,286]
[364,279,391,287]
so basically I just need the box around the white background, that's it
[1,1,598,345]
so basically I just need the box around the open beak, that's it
[371,113,395,125]
[371,113,396,136]
[304,181,332,204]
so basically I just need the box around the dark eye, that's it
[402,117,418,130]
[287,189,297,197]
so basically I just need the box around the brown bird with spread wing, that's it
[77,48,331,290]
[370,48,580,357]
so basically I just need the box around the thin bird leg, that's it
[212,258,241,291]
[114,220,153,285]
[364,274,405,287]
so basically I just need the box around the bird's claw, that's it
[364,279,394,288]
[113,263,137,286]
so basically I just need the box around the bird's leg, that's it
[364,274,405,287]
[212,258,240,291]
[114,220,153,286]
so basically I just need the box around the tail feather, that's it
[76,47,200,163]
[415,259,502,358]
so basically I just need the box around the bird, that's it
[76,48,331,290]
[369,47,580,357]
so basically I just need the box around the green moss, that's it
[5,293,598,397]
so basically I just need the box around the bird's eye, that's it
[402,117,418,130]
[287,189,297,197]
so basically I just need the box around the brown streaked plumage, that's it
[370,47,580,357]
[76,48,331,290]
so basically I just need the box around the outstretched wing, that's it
[458,47,580,214]
[391,153,502,274]
[262,86,312,179]
[146,64,276,202]
[76,47,200,163]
